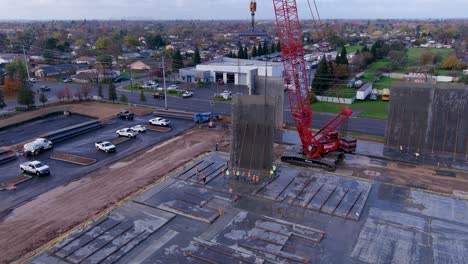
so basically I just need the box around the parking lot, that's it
[0,113,94,147]
[0,114,194,212]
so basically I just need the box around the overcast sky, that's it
[0,0,466,20]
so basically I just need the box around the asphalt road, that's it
[0,115,194,212]
[1,78,387,136]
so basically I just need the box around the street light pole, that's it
[162,56,167,110]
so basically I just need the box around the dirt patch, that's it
[0,175,33,190]
[50,152,96,166]
[111,137,131,145]
[146,125,172,133]
[0,128,227,264]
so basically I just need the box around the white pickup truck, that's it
[95,141,116,153]
[23,138,53,156]
[116,128,138,138]
[20,161,50,176]
[149,117,171,127]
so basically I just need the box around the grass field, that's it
[364,60,391,81]
[321,86,356,99]
[407,47,455,65]
[345,45,364,54]
[311,99,389,120]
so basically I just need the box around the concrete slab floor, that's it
[29,152,468,264]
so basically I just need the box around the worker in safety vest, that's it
[247,171,252,182]
[273,164,277,173]
[236,170,240,180]
[195,166,199,179]
[269,170,274,179]
[201,173,207,184]
[226,169,230,178]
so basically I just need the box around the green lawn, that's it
[311,100,390,120]
[407,47,455,66]
[345,45,364,54]
[364,60,391,81]
[321,86,356,99]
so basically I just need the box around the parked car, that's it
[152,93,165,99]
[39,85,51,92]
[116,128,138,138]
[220,90,232,99]
[149,117,171,127]
[167,84,179,91]
[28,78,37,83]
[182,91,193,98]
[20,161,50,176]
[95,141,116,153]
[23,138,53,156]
[113,76,130,83]
[92,95,103,101]
[131,125,147,133]
[63,77,72,83]
[117,110,134,120]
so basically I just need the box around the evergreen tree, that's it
[263,40,269,55]
[108,83,117,103]
[98,84,103,98]
[337,47,348,65]
[335,53,342,64]
[193,46,201,65]
[270,42,276,54]
[258,43,264,56]
[172,49,184,71]
[119,94,128,103]
[312,58,331,95]
[39,91,48,107]
[17,83,35,109]
[355,49,361,54]
[0,88,5,109]
[252,46,258,58]
[276,41,281,52]
[362,45,369,53]
[139,90,146,102]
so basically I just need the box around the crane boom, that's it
[272,0,356,169]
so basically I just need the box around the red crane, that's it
[272,0,356,170]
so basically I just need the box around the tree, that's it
[3,77,18,95]
[258,43,264,56]
[276,41,281,52]
[312,58,332,95]
[270,42,276,54]
[17,83,35,108]
[63,86,72,101]
[172,49,184,71]
[338,47,349,65]
[98,84,103,98]
[0,88,6,109]
[193,46,201,65]
[335,64,350,80]
[460,74,468,85]
[419,52,434,66]
[108,83,117,102]
[96,37,110,50]
[388,50,408,70]
[263,40,269,55]
[39,91,48,107]
[146,34,166,49]
[139,90,147,102]
[440,55,460,70]
[119,94,128,103]
[81,85,90,99]
[124,36,140,47]
[252,45,258,58]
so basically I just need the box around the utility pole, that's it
[162,56,167,110]
[22,45,31,80]
[129,67,133,94]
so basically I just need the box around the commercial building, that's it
[179,57,284,91]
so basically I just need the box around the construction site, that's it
[0,1,467,264]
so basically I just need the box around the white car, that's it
[149,117,171,127]
[167,84,179,91]
[131,125,147,133]
[95,141,116,153]
[220,90,232,99]
[182,91,193,98]
[116,128,138,138]
[20,161,50,176]
[28,78,37,83]
[23,138,53,156]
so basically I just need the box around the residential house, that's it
[74,56,96,65]
[34,64,79,78]
[129,60,151,71]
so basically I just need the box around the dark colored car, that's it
[113,76,130,83]
[117,110,134,120]
[153,93,165,99]
[39,85,51,92]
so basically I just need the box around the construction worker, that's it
[247,171,252,182]
[226,169,230,178]
[195,166,199,180]
[273,164,277,173]
[269,169,274,179]
[201,173,207,184]
[215,143,219,151]
[254,175,259,184]
[236,170,240,180]
[242,171,247,182]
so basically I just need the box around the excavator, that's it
[271,0,357,171]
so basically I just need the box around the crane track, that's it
[281,151,344,171]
